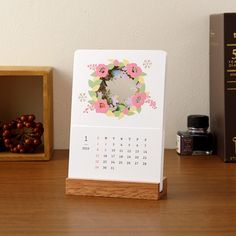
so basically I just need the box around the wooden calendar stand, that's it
[66,177,167,200]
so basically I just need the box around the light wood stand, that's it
[0,66,53,161]
[66,177,167,200]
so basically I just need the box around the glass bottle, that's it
[176,115,214,155]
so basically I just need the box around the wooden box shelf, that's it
[0,66,53,161]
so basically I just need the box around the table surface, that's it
[0,150,236,236]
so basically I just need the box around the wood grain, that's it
[0,66,53,161]
[66,178,167,200]
[0,151,46,161]
[43,68,54,160]
[1,150,236,236]
[0,66,52,75]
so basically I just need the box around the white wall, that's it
[1,0,236,149]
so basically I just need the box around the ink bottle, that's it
[176,115,214,155]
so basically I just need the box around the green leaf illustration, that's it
[137,108,141,113]
[88,91,96,97]
[119,63,125,68]
[114,111,121,117]
[92,85,100,91]
[118,105,125,111]
[107,64,114,70]
[127,112,135,116]
[88,100,94,104]
[88,80,94,88]
[139,84,146,92]
[93,80,102,86]
[141,72,147,76]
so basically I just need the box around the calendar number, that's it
[92,135,150,171]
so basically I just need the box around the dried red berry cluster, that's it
[2,114,44,153]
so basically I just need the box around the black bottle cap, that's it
[187,115,209,129]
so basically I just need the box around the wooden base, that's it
[66,177,167,200]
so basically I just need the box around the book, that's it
[210,13,236,162]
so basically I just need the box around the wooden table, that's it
[0,150,236,236]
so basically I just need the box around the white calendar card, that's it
[68,50,167,190]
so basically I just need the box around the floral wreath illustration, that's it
[83,59,157,118]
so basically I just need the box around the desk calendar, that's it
[66,50,167,200]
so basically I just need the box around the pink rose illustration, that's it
[123,108,129,115]
[126,63,142,78]
[131,92,147,108]
[94,99,109,113]
[95,64,108,77]
[113,60,119,66]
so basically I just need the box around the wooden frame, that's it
[0,66,53,161]
[66,177,167,200]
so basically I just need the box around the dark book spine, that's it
[224,13,236,162]
[210,14,226,161]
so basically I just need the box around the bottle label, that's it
[176,134,181,154]
[176,133,193,155]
